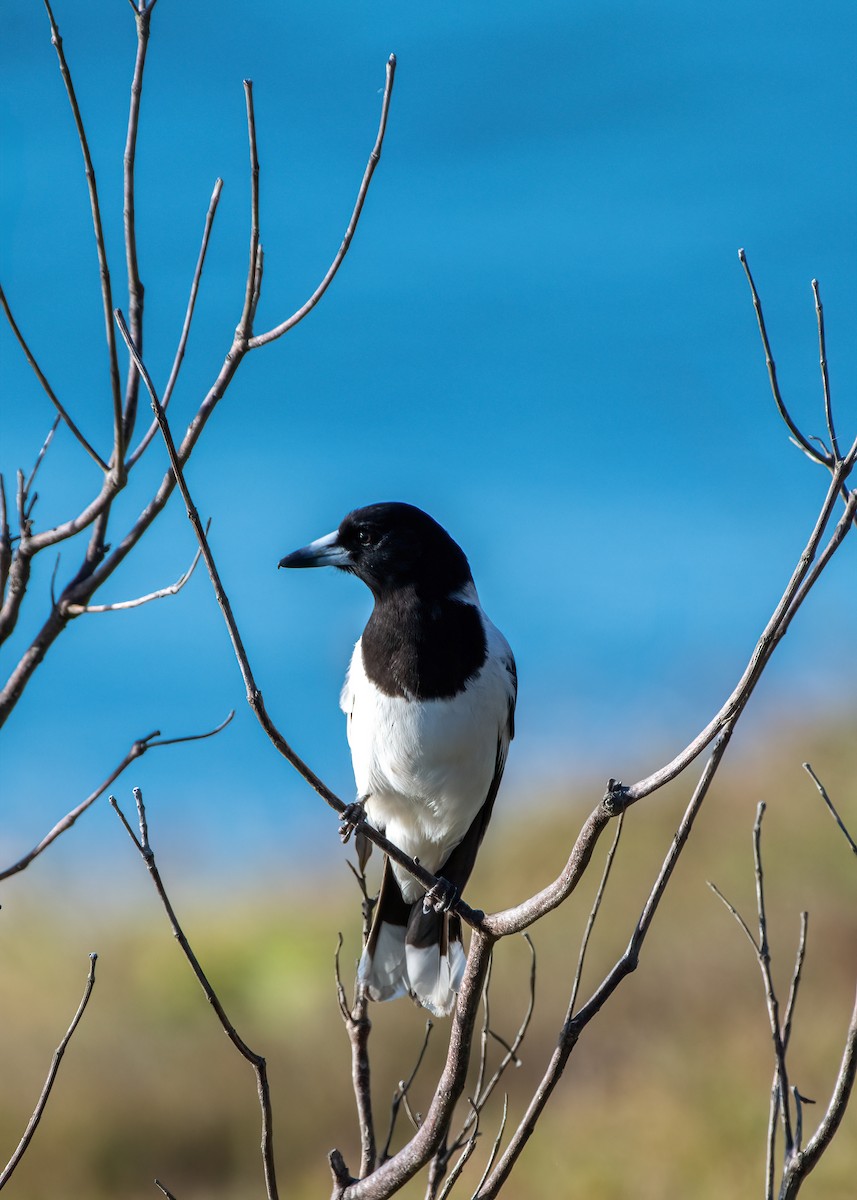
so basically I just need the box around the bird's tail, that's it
[359,858,466,1017]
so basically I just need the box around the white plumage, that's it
[342,594,515,1014]
[341,602,515,905]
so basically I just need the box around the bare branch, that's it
[0,711,233,881]
[472,1094,508,1200]
[0,55,399,728]
[348,993,376,1175]
[811,279,839,462]
[23,416,61,501]
[111,787,279,1200]
[568,811,625,1015]
[0,953,98,1188]
[476,734,732,1198]
[121,1,155,446]
[0,285,108,470]
[443,934,537,1190]
[738,249,827,466]
[154,1180,178,1200]
[236,81,261,343]
[752,803,795,1154]
[249,54,397,349]
[43,0,125,471]
[381,1021,434,1164]
[333,931,375,1176]
[621,467,853,805]
[706,880,759,952]
[126,179,224,470]
[803,762,857,856]
[66,523,207,614]
[786,490,857,614]
[333,934,494,1199]
[0,476,10,602]
[434,1106,479,1200]
[477,936,536,1105]
[779,980,857,1199]
[782,913,809,1060]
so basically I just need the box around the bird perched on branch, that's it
[279,502,516,1016]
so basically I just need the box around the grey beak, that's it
[278,529,351,569]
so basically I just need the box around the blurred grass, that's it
[1,717,855,1199]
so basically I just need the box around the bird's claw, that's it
[340,799,367,845]
[423,876,459,915]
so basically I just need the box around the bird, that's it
[278,502,516,1017]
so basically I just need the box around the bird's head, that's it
[278,502,472,599]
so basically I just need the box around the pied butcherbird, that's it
[279,502,516,1016]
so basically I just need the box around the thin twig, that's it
[435,1105,480,1200]
[767,1085,780,1200]
[43,0,124,472]
[803,763,857,856]
[0,476,10,602]
[778,980,857,1199]
[786,490,857,616]
[382,1022,435,1163]
[569,811,625,1015]
[441,940,532,1195]
[706,882,759,953]
[792,1087,804,1155]
[23,416,60,500]
[237,82,261,342]
[0,712,233,881]
[66,523,207,613]
[121,0,154,446]
[739,249,826,465]
[811,279,839,462]
[154,1180,178,1200]
[711,803,811,1194]
[471,1094,508,1200]
[0,954,98,1188]
[333,932,377,1177]
[345,857,377,946]
[249,54,397,349]
[126,179,224,470]
[0,284,108,471]
[622,469,849,802]
[754,803,794,1155]
[450,935,537,1169]
[782,913,809,1056]
[110,788,278,1200]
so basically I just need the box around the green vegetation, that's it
[1,717,854,1198]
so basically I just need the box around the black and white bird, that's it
[278,502,516,1017]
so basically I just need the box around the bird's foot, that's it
[340,797,368,845]
[423,876,459,915]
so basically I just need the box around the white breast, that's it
[340,607,515,904]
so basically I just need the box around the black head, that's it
[278,502,473,600]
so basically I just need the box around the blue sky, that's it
[1,1,855,890]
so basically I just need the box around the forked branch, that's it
[0,711,232,881]
[709,790,857,1200]
[248,54,397,349]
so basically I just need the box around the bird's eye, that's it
[357,527,374,546]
